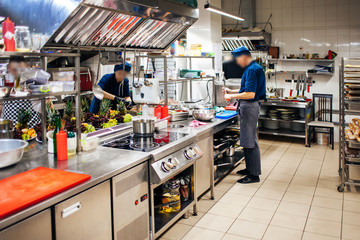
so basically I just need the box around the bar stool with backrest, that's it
[307,93,335,149]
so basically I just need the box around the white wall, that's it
[255,0,360,112]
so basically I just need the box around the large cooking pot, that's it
[0,139,28,168]
[132,117,156,135]
[193,109,216,121]
[0,119,14,139]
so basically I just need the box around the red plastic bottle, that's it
[154,104,162,120]
[2,17,15,52]
[56,128,68,161]
[161,104,169,123]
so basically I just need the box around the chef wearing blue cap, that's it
[90,62,132,113]
[222,46,266,184]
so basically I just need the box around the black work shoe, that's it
[236,169,250,175]
[237,175,260,184]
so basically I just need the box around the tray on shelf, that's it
[346,139,360,149]
[345,102,360,111]
[345,84,360,90]
[345,156,360,164]
[345,94,360,101]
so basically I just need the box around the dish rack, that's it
[338,57,360,192]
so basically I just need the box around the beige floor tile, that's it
[196,199,216,212]
[319,170,340,182]
[179,211,205,226]
[308,206,342,222]
[277,201,310,217]
[305,218,341,238]
[300,159,323,167]
[208,201,244,219]
[218,192,252,206]
[315,187,343,199]
[344,191,360,202]
[282,191,313,205]
[303,152,325,161]
[317,179,340,189]
[302,232,340,240]
[181,227,224,240]
[270,212,307,230]
[342,223,360,240]
[271,166,297,176]
[227,219,267,239]
[267,173,293,183]
[262,226,302,240]
[195,213,234,232]
[254,188,286,200]
[215,182,234,192]
[161,223,192,240]
[261,180,289,191]
[221,233,257,240]
[227,184,259,196]
[220,174,242,184]
[344,200,360,213]
[312,196,343,210]
[247,197,280,211]
[201,190,227,201]
[291,175,318,187]
[343,211,360,226]
[238,207,274,224]
[287,183,316,195]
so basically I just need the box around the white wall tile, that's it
[314,0,325,6]
[349,3,360,26]
[272,0,282,9]
[256,0,262,10]
[325,6,337,21]
[303,0,313,7]
[271,8,282,22]
[326,0,337,6]
[282,0,292,8]
[303,7,314,22]
[314,6,325,22]
[337,5,350,26]
[262,0,272,9]
[293,7,304,22]
[292,0,303,8]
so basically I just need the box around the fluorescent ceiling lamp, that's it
[204,3,244,21]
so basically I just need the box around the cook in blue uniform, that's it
[223,46,266,184]
[90,62,133,114]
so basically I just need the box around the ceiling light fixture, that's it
[204,3,244,21]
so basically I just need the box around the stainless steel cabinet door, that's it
[0,209,51,240]
[55,181,111,240]
[196,136,213,198]
[112,162,149,240]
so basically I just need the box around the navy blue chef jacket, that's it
[239,60,266,100]
[89,73,130,114]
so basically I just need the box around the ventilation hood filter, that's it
[43,0,198,51]
[222,32,271,52]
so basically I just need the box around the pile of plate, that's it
[268,109,278,119]
[277,108,297,120]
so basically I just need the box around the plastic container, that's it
[15,26,31,52]
[67,132,77,156]
[46,131,54,153]
[29,84,51,94]
[81,136,99,151]
[52,71,74,81]
[161,104,169,119]
[49,81,64,92]
[142,104,150,117]
[56,128,68,161]
[63,81,75,91]
[2,17,15,51]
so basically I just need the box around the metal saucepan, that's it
[0,119,14,139]
[193,109,216,121]
[132,117,156,135]
[0,139,28,168]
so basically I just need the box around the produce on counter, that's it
[15,108,31,130]
[123,114,132,123]
[46,102,57,130]
[64,101,75,121]
[83,123,95,133]
[101,119,117,129]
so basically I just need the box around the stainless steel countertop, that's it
[0,115,237,229]
[168,116,238,140]
[0,144,150,229]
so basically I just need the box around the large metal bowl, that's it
[0,139,28,168]
[0,87,11,98]
[193,109,216,121]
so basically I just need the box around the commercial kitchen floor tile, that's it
[159,138,360,240]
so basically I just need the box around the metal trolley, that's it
[338,57,360,192]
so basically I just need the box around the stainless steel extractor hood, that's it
[0,0,198,51]
[222,31,271,52]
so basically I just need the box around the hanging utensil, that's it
[133,51,142,89]
[296,76,300,96]
[290,73,294,96]
[93,49,104,100]
[144,57,153,87]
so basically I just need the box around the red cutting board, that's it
[0,167,91,219]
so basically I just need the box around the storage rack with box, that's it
[338,57,360,192]
[0,52,82,151]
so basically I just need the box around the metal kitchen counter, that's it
[168,116,238,140]
[0,144,150,230]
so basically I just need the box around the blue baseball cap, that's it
[232,46,251,58]
[114,62,131,72]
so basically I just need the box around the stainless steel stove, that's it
[103,130,202,238]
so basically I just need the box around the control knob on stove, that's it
[168,158,179,168]
[161,161,173,172]
[184,149,194,160]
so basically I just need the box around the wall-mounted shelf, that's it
[268,58,335,63]
[271,71,334,76]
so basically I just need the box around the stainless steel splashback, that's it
[0,0,198,51]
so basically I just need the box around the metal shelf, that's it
[268,58,335,63]
[0,91,78,102]
[259,116,306,123]
[136,55,214,59]
[260,100,310,109]
[0,52,80,57]
[259,128,306,138]
[272,71,334,76]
